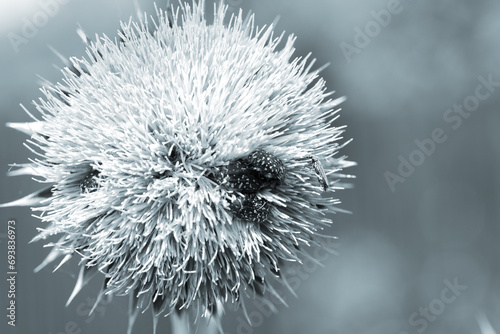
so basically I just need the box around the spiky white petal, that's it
[4,0,354,330]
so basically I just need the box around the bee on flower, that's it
[2,1,354,333]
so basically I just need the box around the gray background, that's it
[1,0,499,333]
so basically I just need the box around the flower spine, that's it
[2,1,354,333]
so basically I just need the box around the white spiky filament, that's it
[4,0,354,332]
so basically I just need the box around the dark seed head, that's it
[80,170,100,193]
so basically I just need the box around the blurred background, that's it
[1,0,499,333]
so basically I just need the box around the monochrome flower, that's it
[2,1,354,333]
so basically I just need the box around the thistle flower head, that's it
[3,1,353,332]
